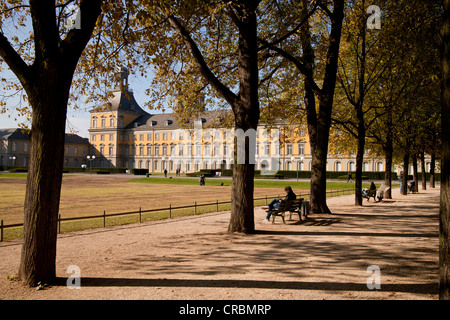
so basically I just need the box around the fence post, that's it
[103,210,106,227]
[139,207,142,223]
[194,202,197,215]
[169,204,172,218]
[1,219,3,242]
[216,200,219,212]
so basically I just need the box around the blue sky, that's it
[0,71,166,138]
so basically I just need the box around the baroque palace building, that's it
[0,128,90,168]
[87,67,394,174]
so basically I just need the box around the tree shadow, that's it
[54,277,437,294]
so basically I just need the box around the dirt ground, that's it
[0,186,440,300]
[0,174,295,224]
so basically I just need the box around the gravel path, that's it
[0,187,440,300]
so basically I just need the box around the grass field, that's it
[0,173,363,241]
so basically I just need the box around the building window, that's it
[286,143,293,155]
[109,146,113,156]
[348,161,355,172]
[92,117,97,128]
[204,144,210,156]
[298,143,305,155]
[264,143,270,156]
[101,117,106,128]
[163,133,167,141]
[110,116,114,127]
[147,145,152,156]
[178,144,184,156]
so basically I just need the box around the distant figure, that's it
[164,169,168,178]
[200,175,205,186]
[347,172,353,183]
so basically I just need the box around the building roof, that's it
[90,89,148,115]
[0,128,89,145]
[125,109,232,131]
[0,128,30,141]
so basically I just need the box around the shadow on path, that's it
[55,277,437,294]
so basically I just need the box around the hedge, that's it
[186,169,400,181]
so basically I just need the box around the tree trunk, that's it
[354,124,365,206]
[303,0,345,214]
[412,154,419,193]
[227,2,259,233]
[440,0,450,300]
[384,145,393,199]
[430,152,436,188]
[421,152,427,191]
[384,105,394,199]
[19,74,69,286]
[401,153,409,195]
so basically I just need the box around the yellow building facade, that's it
[88,67,391,174]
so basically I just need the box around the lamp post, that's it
[9,155,16,167]
[299,156,304,181]
[87,155,95,174]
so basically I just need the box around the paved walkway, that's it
[0,187,440,300]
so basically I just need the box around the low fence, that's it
[0,188,355,242]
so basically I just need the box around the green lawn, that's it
[127,176,368,190]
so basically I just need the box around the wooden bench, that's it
[269,198,305,224]
[362,188,376,201]
[362,185,390,202]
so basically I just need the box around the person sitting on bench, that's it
[263,186,296,222]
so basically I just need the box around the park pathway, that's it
[0,186,440,300]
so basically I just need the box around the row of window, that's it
[93,142,307,158]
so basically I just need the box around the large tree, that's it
[0,0,102,286]
[260,0,345,213]
[138,0,261,233]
